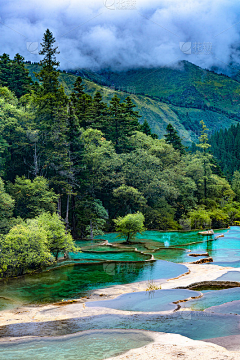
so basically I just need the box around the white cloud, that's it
[0,0,240,72]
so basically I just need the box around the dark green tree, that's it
[105,95,140,153]
[140,119,158,139]
[0,53,33,98]
[196,120,212,200]
[32,30,72,219]
[164,123,185,154]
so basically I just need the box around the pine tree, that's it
[196,120,212,200]
[37,29,60,95]
[164,124,185,154]
[0,53,33,98]
[140,119,158,139]
[0,53,11,87]
[35,29,71,216]
[11,54,33,97]
[70,77,92,128]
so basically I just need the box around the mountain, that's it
[25,61,240,143]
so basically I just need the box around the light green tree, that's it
[189,208,212,229]
[8,176,57,219]
[232,171,240,201]
[114,212,145,243]
[0,178,14,234]
[196,120,212,200]
[0,222,52,277]
[36,212,76,260]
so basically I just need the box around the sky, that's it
[1,0,240,72]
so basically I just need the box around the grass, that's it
[146,279,162,291]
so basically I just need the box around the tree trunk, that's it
[58,196,61,217]
[33,142,38,177]
[71,195,77,238]
[65,194,70,229]
[90,220,93,240]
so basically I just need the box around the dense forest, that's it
[1,29,240,277]
[209,124,240,178]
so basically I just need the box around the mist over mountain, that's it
[1,0,240,74]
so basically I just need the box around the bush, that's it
[0,222,52,277]
[0,212,76,278]
[36,212,76,260]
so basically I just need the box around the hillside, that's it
[25,62,240,142]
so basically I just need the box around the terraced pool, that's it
[0,330,154,360]
[86,289,201,312]
[0,261,188,310]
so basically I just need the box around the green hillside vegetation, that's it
[209,123,240,178]
[1,29,240,278]
[24,61,240,143]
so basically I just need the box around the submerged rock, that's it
[190,257,213,264]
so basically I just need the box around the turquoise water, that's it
[68,250,151,261]
[99,229,227,247]
[99,227,240,266]
[205,300,240,314]
[0,261,188,310]
[86,289,201,312]
[180,288,240,311]
[216,271,240,281]
[51,312,240,341]
[0,330,153,360]
[2,226,240,311]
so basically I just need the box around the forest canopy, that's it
[0,29,240,277]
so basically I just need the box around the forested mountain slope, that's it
[25,62,240,143]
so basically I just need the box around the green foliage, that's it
[24,60,240,143]
[36,29,60,95]
[144,197,180,230]
[209,124,240,178]
[83,199,109,239]
[0,178,14,233]
[0,53,33,98]
[36,212,76,260]
[114,212,145,243]
[75,197,109,239]
[209,208,229,228]
[140,119,158,139]
[113,185,147,215]
[0,31,239,256]
[0,211,76,277]
[8,176,57,219]
[189,208,212,229]
[164,123,185,154]
[0,222,52,277]
[232,171,240,201]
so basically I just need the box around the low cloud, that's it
[1,0,240,73]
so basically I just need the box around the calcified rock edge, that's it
[1,263,240,359]
[105,331,240,360]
